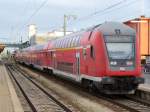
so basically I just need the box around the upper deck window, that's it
[77,36,81,46]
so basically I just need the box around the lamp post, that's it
[63,14,77,36]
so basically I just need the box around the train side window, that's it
[66,38,69,48]
[55,41,57,48]
[60,40,62,48]
[63,39,66,48]
[73,37,76,47]
[69,38,72,47]
[58,41,60,48]
[57,41,59,48]
[71,37,74,47]
[61,40,64,48]
[64,38,67,48]
[63,39,65,48]
[57,40,60,48]
[70,38,72,47]
[90,45,95,59]
[68,38,70,48]
[68,38,71,48]
[61,39,64,48]
[77,36,80,46]
[54,42,56,48]
[83,48,86,56]
[74,37,77,47]
[72,37,74,47]
[76,36,79,46]
[60,39,62,48]
[66,38,68,48]
[70,38,73,47]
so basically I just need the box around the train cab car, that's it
[91,22,144,94]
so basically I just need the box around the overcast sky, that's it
[0,0,150,43]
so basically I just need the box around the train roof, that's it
[21,44,47,52]
[33,44,45,51]
[20,22,136,52]
[21,47,31,52]
[46,31,84,49]
[95,22,136,36]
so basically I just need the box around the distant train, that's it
[14,22,144,94]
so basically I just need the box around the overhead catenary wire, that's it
[45,0,130,33]
[14,0,31,29]
[78,0,128,21]
[13,0,32,37]
[67,0,137,27]
[19,0,128,33]
[18,0,138,42]
[18,0,49,33]
[35,0,137,33]
[15,0,49,42]
[23,0,49,26]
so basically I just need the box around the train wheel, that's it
[48,69,53,75]
[88,82,97,93]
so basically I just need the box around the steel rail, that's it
[7,64,72,112]
[6,65,37,112]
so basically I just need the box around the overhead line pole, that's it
[63,14,77,36]
[64,15,67,36]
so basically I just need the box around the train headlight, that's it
[126,61,133,66]
[110,61,117,65]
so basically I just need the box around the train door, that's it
[51,51,56,69]
[76,52,80,81]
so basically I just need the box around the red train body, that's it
[15,22,144,94]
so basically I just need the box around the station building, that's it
[28,24,73,46]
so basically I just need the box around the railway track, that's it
[5,64,73,112]
[96,94,150,112]
[7,63,150,112]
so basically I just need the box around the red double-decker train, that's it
[15,22,144,94]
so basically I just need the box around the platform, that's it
[137,73,150,91]
[144,72,150,85]
[0,63,23,112]
[138,73,150,91]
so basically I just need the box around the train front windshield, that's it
[106,43,134,60]
[105,36,135,69]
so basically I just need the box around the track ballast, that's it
[6,64,73,112]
